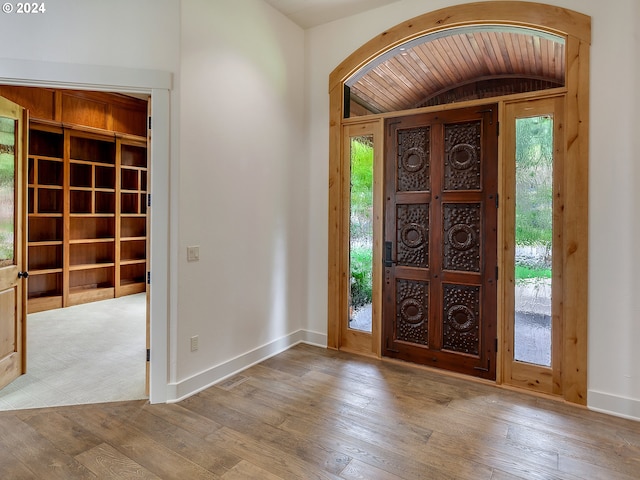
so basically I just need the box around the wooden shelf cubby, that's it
[27,272,64,312]
[69,241,115,267]
[28,216,63,243]
[120,263,146,296]
[29,244,63,272]
[70,135,116,165]
[36,188,64,214]
[29,128,64,158]
[36,159,64,185]
[121,215,146,239]
[68,266,115,306]
[120,239,146,262]
[69,216,115,240]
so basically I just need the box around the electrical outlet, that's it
[190,335,199,352]
[187,245,200,262]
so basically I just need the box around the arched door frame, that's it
[327,1,590,405]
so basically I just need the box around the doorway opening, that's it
[0,86,150,410]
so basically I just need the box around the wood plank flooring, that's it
[0,344,638,479]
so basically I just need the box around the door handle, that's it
[18,271,29,279]
[384,241,394,267]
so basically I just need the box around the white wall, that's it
[175,0,309,396]
[0,0,179,72]
[581,0,640,420]
[0,0,310,402]
[305,0,640,419]
[634,0,640,420]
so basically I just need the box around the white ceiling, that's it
[263,0,402,29]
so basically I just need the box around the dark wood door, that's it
[383,105,498,379]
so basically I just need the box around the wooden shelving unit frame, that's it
[27,121,148,313]
[27,123,65,312]
[117,137,148,297]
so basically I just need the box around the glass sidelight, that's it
[513,115,554,366]
[349,135,373,333]
[503,96,564,396]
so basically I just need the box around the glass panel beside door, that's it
[514,114,553,367]
[349,135,373,333]
[503,96,563,396]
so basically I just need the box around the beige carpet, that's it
[0,293,147,411]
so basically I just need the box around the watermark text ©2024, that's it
[2,2,46,14]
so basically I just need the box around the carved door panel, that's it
[383,105,498,379]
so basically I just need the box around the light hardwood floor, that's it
[0,344,638,479]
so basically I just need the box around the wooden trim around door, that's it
[336,121,383,357]
[327,2,589,405]
[502,96,565,396]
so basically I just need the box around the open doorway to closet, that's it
[0,86,149,410]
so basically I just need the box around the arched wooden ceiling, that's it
[345,26,565,115]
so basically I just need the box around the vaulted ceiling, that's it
[263,1,566,116]
[346,26,566,115]
[263,0,401,29]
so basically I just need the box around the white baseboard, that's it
[168,329,327,403]
[588,390,640,421]
[298,329,328,348]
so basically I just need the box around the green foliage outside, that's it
[515,115,553,283]
[0,121,17,263]
[350,246,373,308]
[349,137,374,308]
[0,157,14,185]
[0,153,15,263]
[515,265,551,281]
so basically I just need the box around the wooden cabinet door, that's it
[0,96,28,390]
[383,105,498,379]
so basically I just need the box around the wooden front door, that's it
[0,96,28,390]
[383,105,498,379]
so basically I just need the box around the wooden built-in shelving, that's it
[27,121,148,313]
[0,85,149,313]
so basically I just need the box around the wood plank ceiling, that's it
[346,26,565,115]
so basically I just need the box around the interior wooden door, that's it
[0,96,28,390]
[383,104,498,379]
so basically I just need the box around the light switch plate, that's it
[187,245,200,262]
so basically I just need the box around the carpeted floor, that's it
[0,293,147,411]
